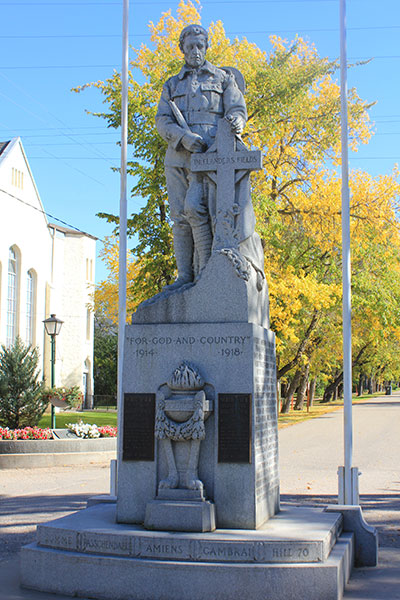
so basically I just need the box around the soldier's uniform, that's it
[156,60,255,284]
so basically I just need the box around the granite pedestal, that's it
[117,321,279,530]
[21,502,354,600]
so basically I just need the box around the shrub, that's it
[0,337,47,428]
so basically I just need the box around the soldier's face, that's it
[182,34,207,68]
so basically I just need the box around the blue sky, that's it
[1,0,399,283]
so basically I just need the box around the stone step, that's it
[35,503,342,565]
[21,533,354,600]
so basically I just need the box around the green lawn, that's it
[38,411,117,429]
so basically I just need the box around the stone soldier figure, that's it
[156,24,259,291]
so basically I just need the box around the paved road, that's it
[279,393,400,549]
[279,392,400,599]
[0,392,399,598]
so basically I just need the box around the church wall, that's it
[0,140,52,377]
[0,138,96,407]
[50,229,95,402]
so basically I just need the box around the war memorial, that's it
[21,24,377,600]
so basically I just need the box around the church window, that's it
[11,168,24,189]
[86,308,91,340]
[6,247,18,346]
[26,270,35,344]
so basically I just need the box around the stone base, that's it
[144,499,216,532]
[21,503,355,600]
[119,321,279,529]
[325,505,378,567]
[132,253,269,329]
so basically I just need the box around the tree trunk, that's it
[276,379,281,413]
[309,378,316,407]
[322,370,341,403]
[294,364,310,410]
[322,343,372,403]
[358,373,364,396]
[277,310,319,380]
[281,370,302,413]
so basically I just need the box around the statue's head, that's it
[179,24,208,68]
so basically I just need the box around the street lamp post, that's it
[43,313,64,429]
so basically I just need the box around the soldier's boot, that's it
[192,223,213,278]
[163,228,194,291]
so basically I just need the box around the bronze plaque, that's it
[218,394,251,463]
[123,393,155,461]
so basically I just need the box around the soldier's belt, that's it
[185,111,223,126]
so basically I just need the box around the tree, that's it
[0,338,47,429]
[93,236,147,322]
[93,314,118,397]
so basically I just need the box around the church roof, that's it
[48,222,97,241]
[0,141,10,156]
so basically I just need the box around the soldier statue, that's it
[156,24,263,291]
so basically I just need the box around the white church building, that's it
[0,137,96,406]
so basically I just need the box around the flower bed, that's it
[67,421,117,439]
[0,427,52,440]
[98,425,117,438]
[0,423,117,440]
[0,423,117,467]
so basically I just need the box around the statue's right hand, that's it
[182,132,207,153]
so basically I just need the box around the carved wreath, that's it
[155,394,206,442]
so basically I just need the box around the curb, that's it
[0,437,117,468]
[0,450,116,468]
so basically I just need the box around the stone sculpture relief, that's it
[155,362,213,493]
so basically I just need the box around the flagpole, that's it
[340,0,355,505]
[117,0,129,468]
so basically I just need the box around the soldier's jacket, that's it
[156,60,247,168]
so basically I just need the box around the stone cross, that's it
[191,118,262,250]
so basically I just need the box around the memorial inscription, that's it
[126,333,251,361]
[253,337,279,500]
[138,537,191,560]
[218,393,251,463]
[123,393,155,461]
[37,527,77,551]
[77,533,131,556]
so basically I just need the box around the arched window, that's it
[26,270,36,345]
[6,247,18,346]
[86,307,91,340]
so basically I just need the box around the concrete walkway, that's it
[0,393,399,598]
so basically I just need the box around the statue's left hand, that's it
[227,115,245,134]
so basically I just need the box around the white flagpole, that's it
[340,0,355,505]
[117,0,129,466]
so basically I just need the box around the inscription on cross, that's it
[191,118,262,250]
